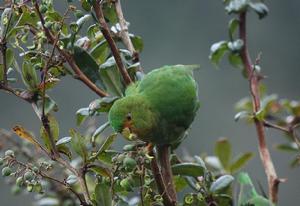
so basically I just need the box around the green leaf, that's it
[261,94,278,111]
[249,196,274,206]
[94,182,112,206]
[249,2,269,19]
[21,61,38,91]
[81,0,91,11]
[66,175,77,185]
[234,111,252,122]
[40,114,59,152]
[235,97,252,111]
[290,157,300,168]
[0,8,12,38]
[229,152,253,173]
[100,57,125,96]
[99,133,117,153]
[225,0,249,14]
[205,156,223,170]
[214,194,233,206]
[90,133,117,161]
[70,129,87,161]
[76,107,89,126]
[57,144,72,160]
[214,138,231,169]
[73,46,105,89]
[228,52,243,69]
[91,122,110,145]
[209,41,229,65]
[56,136,72,146]
[90,40,110,64]
[89,165,111,178]
[36,198,59,206]
[173,175,188,192]
[209,175,234,193]
[89,96,119,113]
[255,108,266,121]
[193,155,207,170]
[227,39,244,52]
[228,18,239,39]
[172,163,205,177]
[76,14,91,29]
[97,150,119,165]
[0,65,3,81]
[34,96,58,117]
[130,34,144,53]
[6,48,14,68]
[102,3,118,24]
[237,172,258,205]
[275,143,299,153]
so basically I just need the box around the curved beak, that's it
[121,127,137,141]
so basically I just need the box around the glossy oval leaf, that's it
[172,163,205,177]
[214,138,231,169]
[209,175,234,193]
[99,57,125,97]
[94,182,112,206]
[21,61,38,90]
[229,152,254,173]
[73,46,105,89]
[90,40,110,65]
[40,114,59,152]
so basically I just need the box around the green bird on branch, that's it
[108,64,200,205]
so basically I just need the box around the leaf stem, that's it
[239,12,281,203]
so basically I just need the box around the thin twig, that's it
[12,158,88,206]
[114,0,143,72]
[0,84,34,102]
[263,120,290,133]
[92,1,133,85]
[34,2,108,97]
[239,12,281,203]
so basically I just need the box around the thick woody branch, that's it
[149,146,175,206]
[92,1,133,85]
[239,12,281,203]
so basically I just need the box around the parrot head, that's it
[108,95,158,142]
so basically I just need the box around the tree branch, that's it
[0,3,13,85]
[149,146,175,206]
[239,12,281,203]
[12,158,88,206]
[114,0,143,72]
[0,84,34,102]
[34,2,108,98]
[92,1,133,85]
[157,145,177,205]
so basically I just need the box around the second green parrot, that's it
[108,65,200,145]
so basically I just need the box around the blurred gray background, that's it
[1,0,300,205]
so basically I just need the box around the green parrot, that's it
[108,65,200,146]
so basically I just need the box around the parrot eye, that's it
[126,113,132,121]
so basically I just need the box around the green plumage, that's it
[108,65,200,145]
